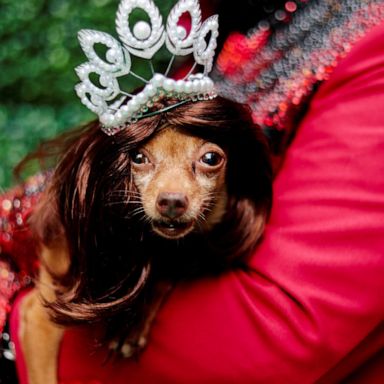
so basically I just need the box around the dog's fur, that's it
[18,97,272,384]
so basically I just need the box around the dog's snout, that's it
[156,192,189,219]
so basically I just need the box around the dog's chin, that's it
[152,220,195,239]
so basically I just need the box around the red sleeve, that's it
[56,24,384,384]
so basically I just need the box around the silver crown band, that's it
[75,0,219,135]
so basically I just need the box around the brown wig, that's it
[26,96,272,341]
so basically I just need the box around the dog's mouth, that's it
[152,220,194,239]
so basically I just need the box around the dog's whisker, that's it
[197,212,207,226]
[203,190,225,197]
[129,208,146,217]
[108,193,141,199]
[106,199,141,203]
[105,202,125,207]
[107,191,130,196]
[121,208,147,221]
[202,192,220,201]
[107,195,142,201]
[107,190,129,194]
[195,215,207,232]
[105,201,142,207]
[139,215,153,225]
[132,208,146,216]
[201,199,214,210]
[107,191,142,197]
[201,199,214,209]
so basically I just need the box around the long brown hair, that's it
[26,96,272,337]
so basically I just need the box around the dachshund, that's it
[18,96,272,384]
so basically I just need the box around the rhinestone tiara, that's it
[75,0,219,136]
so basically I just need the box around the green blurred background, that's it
[0,0,175,189]
[0,0,279,189]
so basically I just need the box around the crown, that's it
[75,0,219,135]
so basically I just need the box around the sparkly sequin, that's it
[214,0,384,153]
[0,173,49,333]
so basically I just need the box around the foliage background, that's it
[0,0,282,189]
[0,0,175,188]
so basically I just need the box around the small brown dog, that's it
[18,97,272,384]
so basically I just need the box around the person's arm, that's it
[236,23,384,382]
[233,23,384,382]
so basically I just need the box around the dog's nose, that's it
[156,192,188,219]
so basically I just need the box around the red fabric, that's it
[0,181,41,277]
[10,290,31,384]
[12,23,384,384]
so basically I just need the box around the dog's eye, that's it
[132,152,150,165]
[200,152,223,167]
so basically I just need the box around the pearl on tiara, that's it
[75,0,219,135]
[133,21,152,40]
